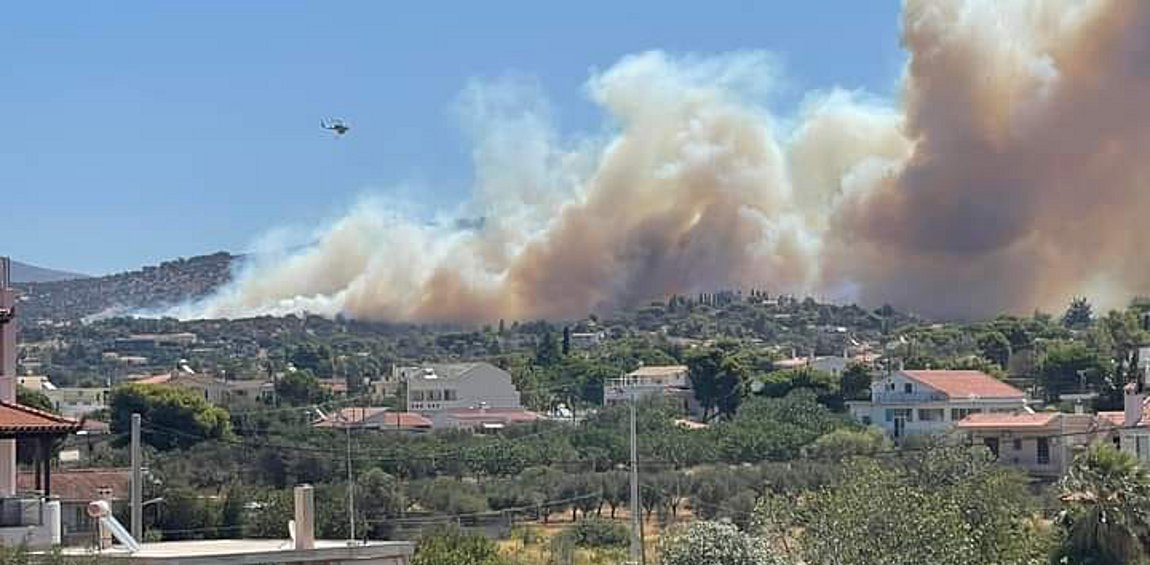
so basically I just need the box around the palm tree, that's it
[1058,444,1150,564]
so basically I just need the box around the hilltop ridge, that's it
[16,252,236,322]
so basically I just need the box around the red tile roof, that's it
[18,468,130,501]
[1097,411,1126,427]
[0,401,80,434]
[131,373,173,385]
[902,370,1024,399]
[314,408,431,429]
[956,412,1058,429]
[80,419,111,434]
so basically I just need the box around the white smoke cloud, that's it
[172,0,1150,323]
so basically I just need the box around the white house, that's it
[848,370,1029,442]
[401,362,522,414]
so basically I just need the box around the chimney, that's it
[294,485,315,550]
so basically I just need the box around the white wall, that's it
[407,364,521,413]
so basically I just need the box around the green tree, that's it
[757,367,841,409]
[412,527,508,565]
[276,369,327,406]
[688,346,747,419]
[1058,444,1150,565]
[1039,341,1111,403]
[659,520,785,565]
[17,385,55,413]
[359,467,405,520]
[218,484,246,538]
[599,470,630,519]
[1064,296,1095,330]
[534,328,562,366]
[794,448,1050,565]
[560,516,629,548]
[109,384,232,450]
[802,427,889,461]
[840,362,872,402]
[977,330,1012,369]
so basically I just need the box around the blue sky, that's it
[1,1,903,275]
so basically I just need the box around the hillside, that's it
[16,252,236,322]
[8,260,87,283]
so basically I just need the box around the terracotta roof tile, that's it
[902,370,1024,399]
[0,401,80,434]
[131,373,173,385]
[956,412,1057,429]
[315,408,431,429]
[17,468,129,501]
[1097,411,1126,427]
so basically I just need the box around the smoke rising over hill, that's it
[177,0,1150,323]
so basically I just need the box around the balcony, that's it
[0,496,60,548]
[872,391,947,404]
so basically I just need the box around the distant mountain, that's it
[15,252,237,322]
[8,260,88,283]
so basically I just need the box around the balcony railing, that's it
[0,497,45,528]
[872,391,947,404]
[606,377,688,389]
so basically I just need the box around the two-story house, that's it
[402,362,522,414]
[848,370,1029,441]
[1109,369,1150,463]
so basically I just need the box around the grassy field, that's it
[497,510,670,565]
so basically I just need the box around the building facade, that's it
[401,363,522,414]
[954,412,1106,478]
[848,370,1029,442]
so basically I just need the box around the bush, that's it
[659,520,787,565]
[412,526,507,565]
[562,516,630,548]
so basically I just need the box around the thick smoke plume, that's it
[177,0,1150,323]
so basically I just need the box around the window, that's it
[951,408,981,421]
[1037,437,1050,465]
[918,408,944,422]
[410,390,425,401]
[903,383,913,394]
[983,437,1000,458]
[444,389,458,401]
[1013,438,1023,451]
[885,408,913,422]
[427,389,443,401]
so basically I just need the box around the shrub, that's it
[563,516,630,548]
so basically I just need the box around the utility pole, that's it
[130,413,142,540]
[628,389,642,565]
[346,414,356,544]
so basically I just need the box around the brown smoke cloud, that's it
[174,0,1150,323]
[826,0,1150,318]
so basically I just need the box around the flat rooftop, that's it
[58,539,414,565]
